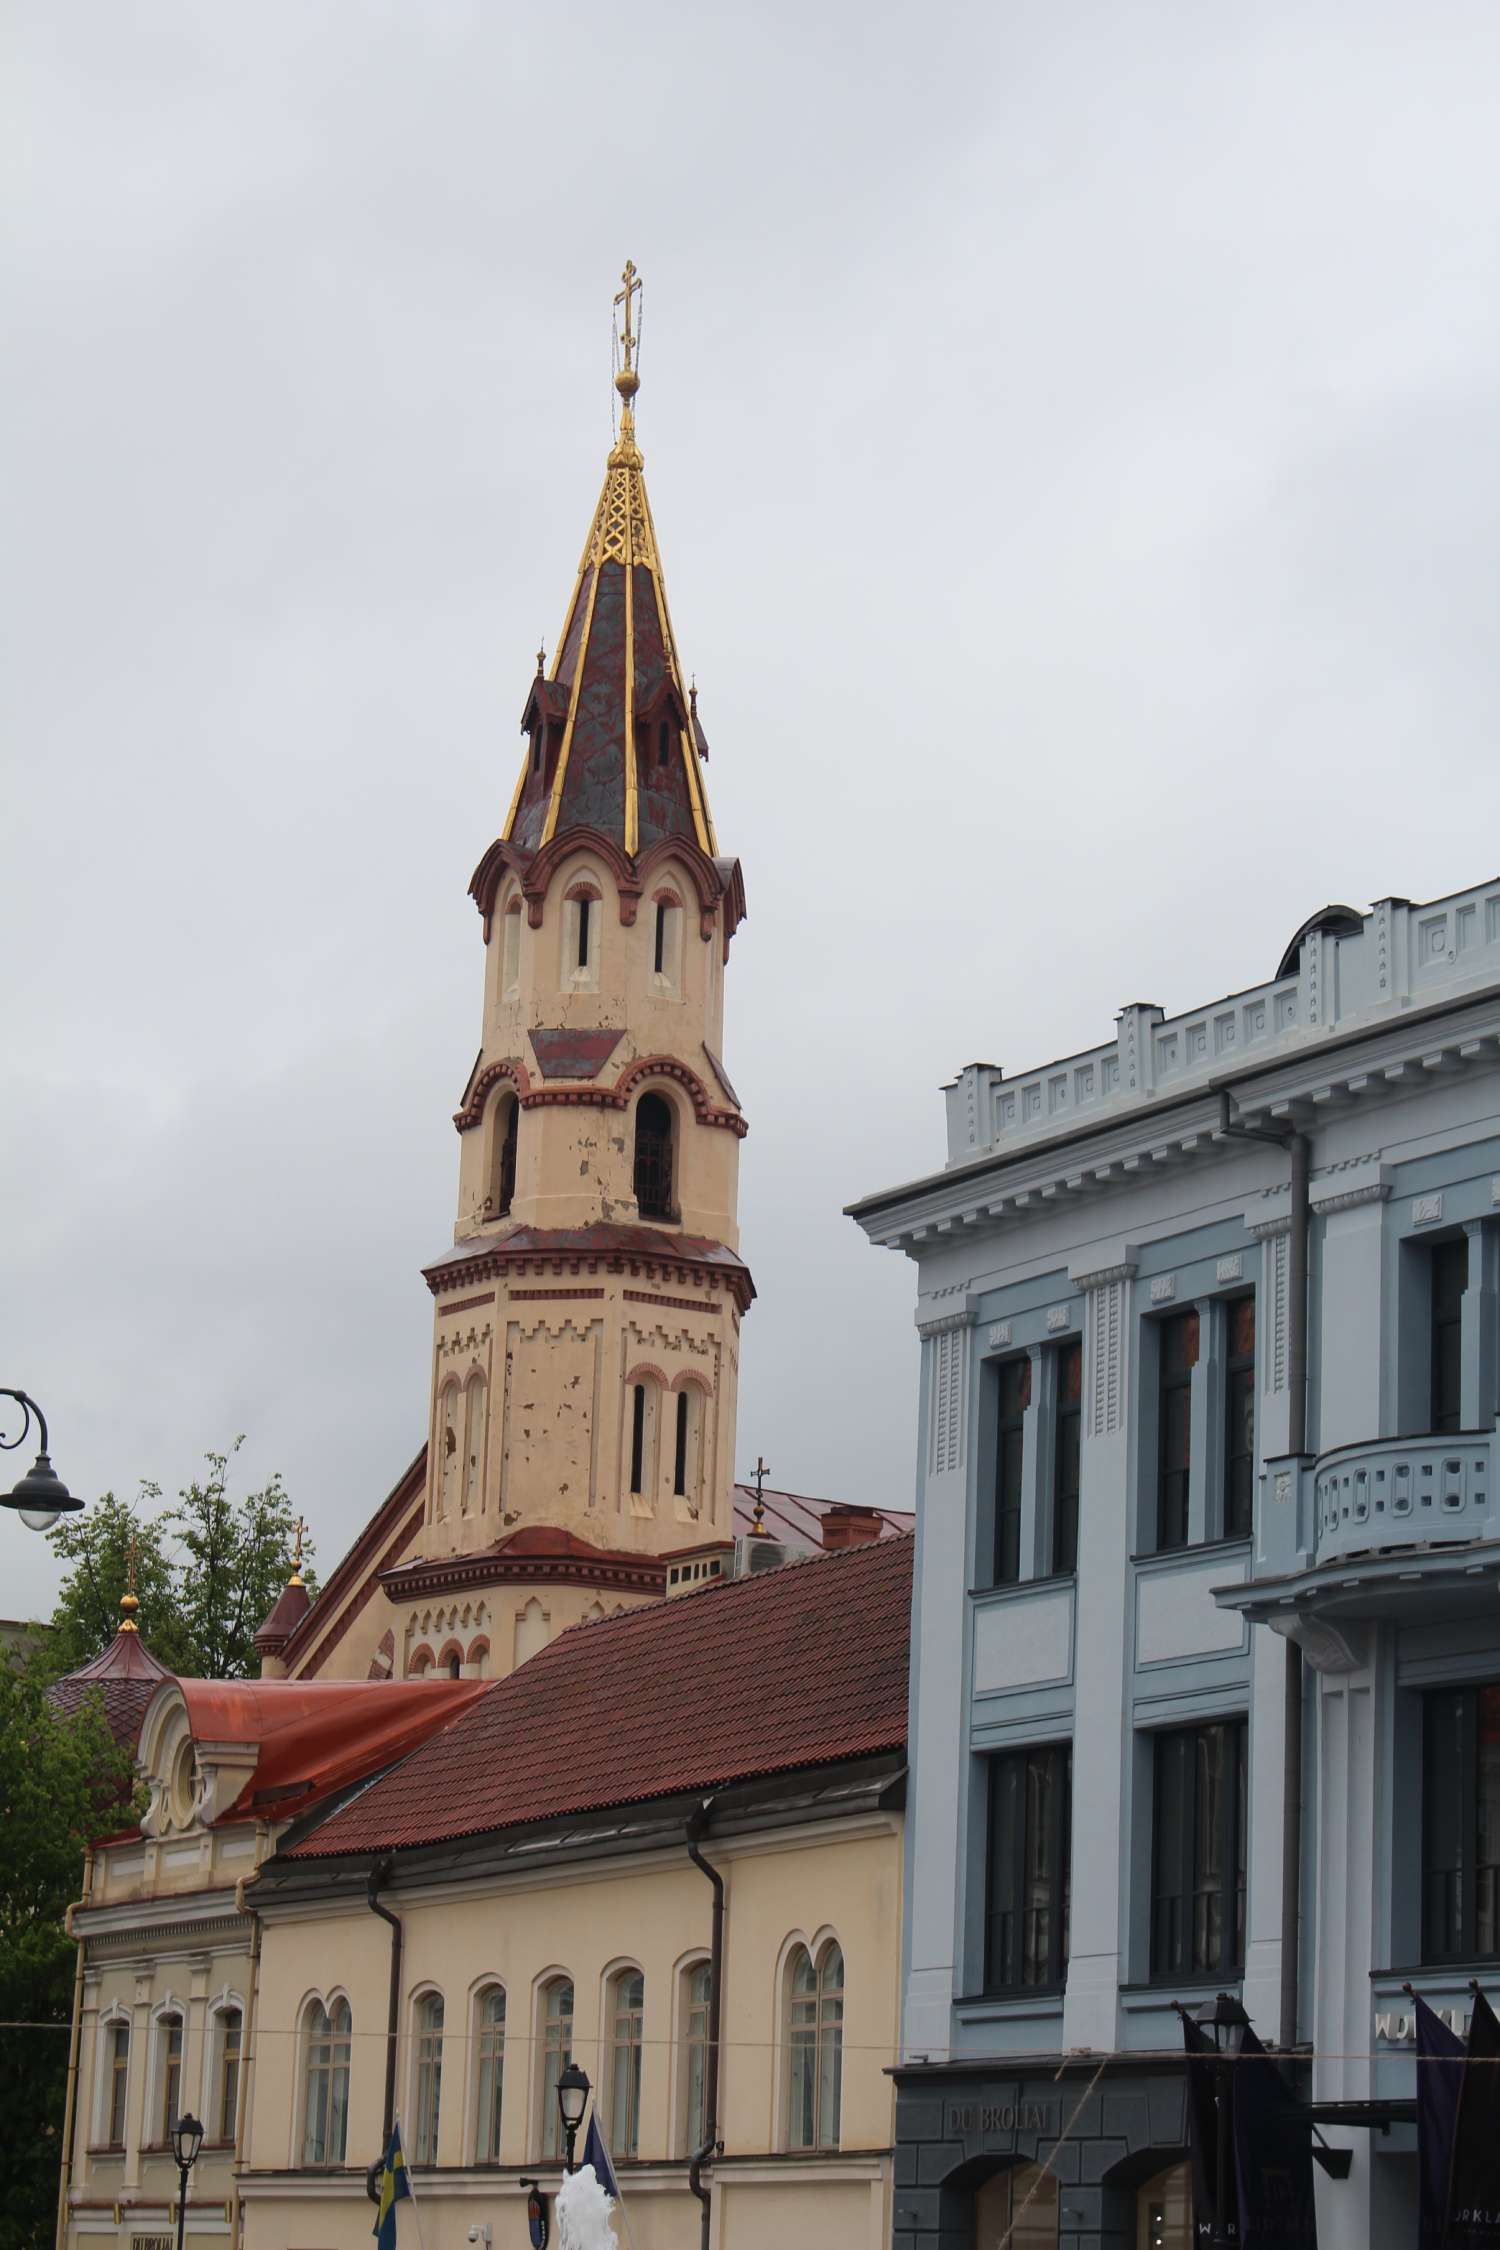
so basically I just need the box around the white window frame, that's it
[470,1980,507,2164]
[93,2006,133,2152]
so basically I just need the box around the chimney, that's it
[820,1504,884,1552]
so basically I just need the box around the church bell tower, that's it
[394,267,752,1677]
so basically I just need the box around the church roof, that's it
[49,1620,173,1751]
[161,1676,489,1824]
[499,265,718,867]
[286,1526,912,1859]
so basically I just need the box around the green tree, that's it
[43,1438,314,1680]
[0,1648,141,2250]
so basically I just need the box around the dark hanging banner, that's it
[1448,1988,1500,2247]
[1414,1995,1465,2250]
[1181,2012,1234,2244]
[1231,2025,1318,2249]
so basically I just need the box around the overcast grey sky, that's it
[6,1,1500,1621]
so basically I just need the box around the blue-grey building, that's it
[850,878,1500,2250]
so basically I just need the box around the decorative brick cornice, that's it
[454,1051,746,1137]
[381,1548,669,1602]
[425,1240,755,1315]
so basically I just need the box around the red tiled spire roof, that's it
[500,266,716,867]
[290,1528,912,1859]
[49,1622,173,1752]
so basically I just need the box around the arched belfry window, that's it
[491,1094,518,1218]
[634,1092,674,1221]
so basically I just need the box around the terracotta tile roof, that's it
[289,1528,912,1859]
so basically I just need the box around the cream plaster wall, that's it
[242,1818,899,2250]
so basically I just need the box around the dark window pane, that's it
[1152,1720,1246,1981]
[634,1093,674,1220]
[1431,1240,1467,1435]
[993,1359,1030,1585]
[1224,1298,1256,1539]
[1157,1313,1197,1550]
[986,1746,1071,1992]
[630,1385,646,1495]
[1052,1341,1082,1576]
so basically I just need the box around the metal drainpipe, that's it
[53,1846,94,2250]
[229,1838,266,2250]
[1218,1097,1310,2055]
[685,1797,724,2250]
[366,1859,403,2143]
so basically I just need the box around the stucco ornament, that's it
[555,2162,618,2248]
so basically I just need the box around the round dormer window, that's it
[170,1736,199,1827]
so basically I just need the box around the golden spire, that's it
[288,1515,306,1591]
[610,258,643,468]
[750,1457,770,1539]
[118,1534,140,1633]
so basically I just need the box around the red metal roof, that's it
[289,1529,912,1859]
[171,1677,489,1822]
[729,1483,912,1548]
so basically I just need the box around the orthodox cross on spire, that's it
[289,1515,306,1590]
[749,1456,770,1538]
[119,1534,140,1632]
[614,258,642,388]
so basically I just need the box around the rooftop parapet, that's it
[945,880,1500,1168]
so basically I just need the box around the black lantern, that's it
[170,2112,204,2250]
[555,2061,590,2173]
[1,1390,82,1531]
[1195,1992,1251,2246]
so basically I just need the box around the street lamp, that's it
[1196,1991,1250,2249]
[0,1389,81,1531]
[169,2112,204,2250]
[556,2062,590,2174]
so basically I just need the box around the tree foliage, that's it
[42,1438,314,1680]
[0,1649,141,2250]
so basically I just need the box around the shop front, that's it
[892,2061,1196,2250]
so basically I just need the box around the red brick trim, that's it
[623,1288,714,1315]
[625,1362,670,1389]
[424,1244,754,1315]
[564,880,602,903]
[382,1550,668,1601]
[453,1057,534,1132]
[439,1291,497,1317]
[509,1287,606,1303]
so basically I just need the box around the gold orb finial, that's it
[750,1456,770,1538]
[119,1534,140,1632]
[288,1515,306,1591]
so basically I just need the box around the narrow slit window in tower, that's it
[494,1097,518,1218]
[674,1390,689,1497]
[655,901,668,975]
[630,1385,646,1495]
[577,895,593,971]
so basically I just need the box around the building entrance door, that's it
[1135,2161,1191,2248]
[973,2161,1059,2247]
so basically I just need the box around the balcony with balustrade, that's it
[1215,1428,1500,1643]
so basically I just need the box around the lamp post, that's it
[556,2062,590,2174]
[1197,1991,1250,2248]
[0,1389,82,1530]
[169,2113,204,2250]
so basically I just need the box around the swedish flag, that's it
[372,2123,412,2248]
